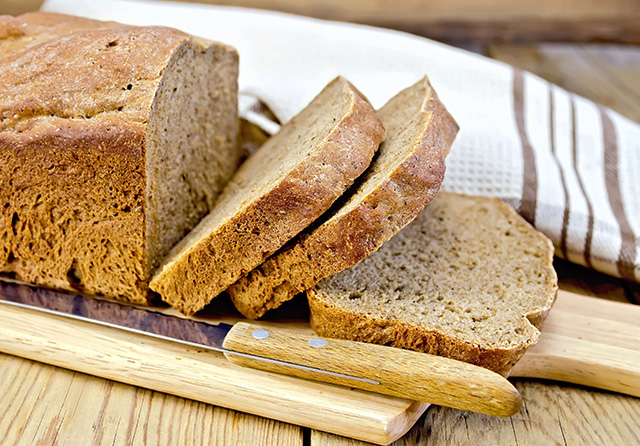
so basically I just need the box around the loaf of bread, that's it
[308,192,558,376]
[228,77,458,319]
[150,77,384,315]
[0,13,240,304]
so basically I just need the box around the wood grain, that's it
[0,353,303,446]
[513,290,640,396]
[223,322,521,417]
[6,0,640,43]
[159,0,640,43]
[311,379,640,445]
[0,280,234,349]
[162,0,640,24]
[0,302,427,445]
[2,285,639,445]
[405,380,640,446]
[0,281,520,417]
[5,346,636,446]
[308,277,640,445]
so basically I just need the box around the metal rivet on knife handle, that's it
[309,338,327,348]
[252,329,270,340]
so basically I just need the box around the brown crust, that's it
[0,117,150,303]
[0,13,238,304]
[0,14,189,129]
[307,193,558,377]
[150,78,384,315]
[307,294,534,377]
[228,77,459,319]
[0,12,181,304]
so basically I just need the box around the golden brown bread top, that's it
[0,12,192,138]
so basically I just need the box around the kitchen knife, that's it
[0,280,521,417]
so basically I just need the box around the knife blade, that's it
[0,279,374,385]
[0,280,521,417]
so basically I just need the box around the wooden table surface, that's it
[1,4,640,444]
[5,0,640,43]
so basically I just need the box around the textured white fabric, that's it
[42,0,640,283]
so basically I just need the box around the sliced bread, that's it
[228,77,458,319]
[307,192,558,376]
[0,13,239,304]
[150,77,384,315]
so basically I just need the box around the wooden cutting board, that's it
[0,284,638,445]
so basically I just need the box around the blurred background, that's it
[2,0,640,44]
[3,0,640,44]
[2,0,639,124]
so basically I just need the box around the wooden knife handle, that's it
[222,321,522,417]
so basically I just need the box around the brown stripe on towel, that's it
[513,69,538,225]
[600,107,637,281]
[571,97,595,268]
[549,88,571,259]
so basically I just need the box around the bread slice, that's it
[0,13,239,304]
[308,192,558,376]
[150,77,383,315]
[228,77,458,319]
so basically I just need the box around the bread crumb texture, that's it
[308,192,558,376]
[150,76,383,315]
[228,76,458,319]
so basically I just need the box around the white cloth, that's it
[42,0,640,283]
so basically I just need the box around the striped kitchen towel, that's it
[44,0,640,283]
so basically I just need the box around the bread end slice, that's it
[308,192,558,376]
